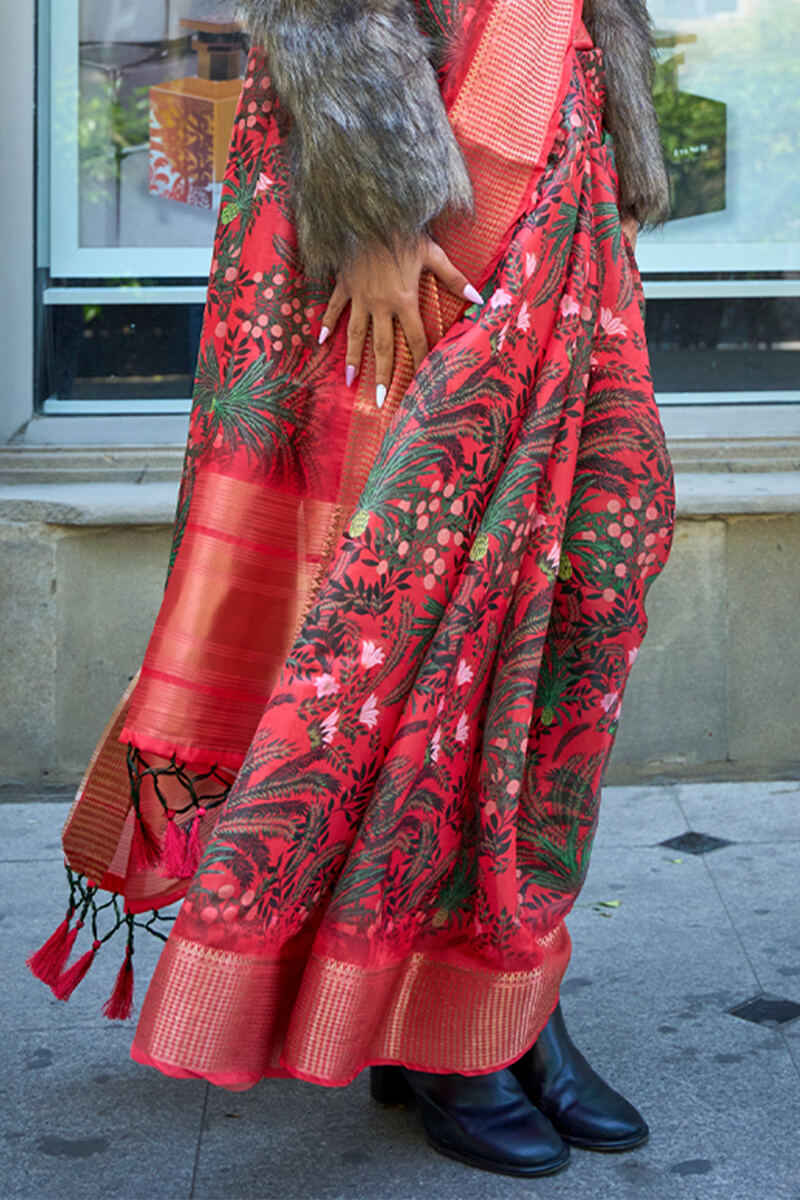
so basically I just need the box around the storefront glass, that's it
[37,0,799,413]
[50,0,245,278]
[641,0,799,273]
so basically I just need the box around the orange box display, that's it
[149,76,241,210]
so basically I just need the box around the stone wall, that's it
[1,472,798,785]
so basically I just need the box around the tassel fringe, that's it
[53,939,101,1000]
[26,915,80,987]
[27,748,231,1012]
[130,813,162,871]
[161,812,190,879]
[181,807,207,878]
[102,946,134,1020]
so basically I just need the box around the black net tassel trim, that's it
[27,746,232,1018]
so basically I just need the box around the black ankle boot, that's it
[370,1064,570,1177]
[511,1004,649,1151]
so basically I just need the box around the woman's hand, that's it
[318,235,483,407]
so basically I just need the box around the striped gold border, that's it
[132,922,572,1087]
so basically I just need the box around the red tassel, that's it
[160,812,189,879]
[102,948,134,1020]
[181,807,207,878]
[130,812,162,871]
[53,939,101,1001]
[26,916,81,988]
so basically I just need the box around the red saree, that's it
[31,0,675,1088]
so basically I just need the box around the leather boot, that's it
[370,1064,570,1177]
[511,1003,649,1151]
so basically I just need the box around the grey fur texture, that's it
[236,0,669,267]
[583,0,670,225]
[235,0,473,272]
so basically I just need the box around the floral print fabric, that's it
[131,47,675,1084]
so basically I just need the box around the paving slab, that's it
[676,779,800,844]
[592,783,685,848]
[3,783,799,1200]
[0,800,70,862]
[0,1023,205,1200]
[702,840,800,998]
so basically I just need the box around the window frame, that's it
[4,0,798,448]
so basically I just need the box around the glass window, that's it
[40,297,204,410]
[639,0,800,273]
[647,296,800,398]
[36,0,799,416]
[49,0,246,278]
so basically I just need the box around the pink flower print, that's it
[560,294,580,318]
[359,693,379,730]
[628,646,639,666]
[360,640,385,669]
[321,708,339,745]
[457,659,474,687]
[430,726,441,763]
[455,712,470,744]
[497,321,510,350]
[599,307,628,339]
[489,288,513,310]
[601,690,620,714]
[525,252,537,278]
[546,542,561,570]
[255,172,273,194]
[516,302,531,333]
[314,673,339,699]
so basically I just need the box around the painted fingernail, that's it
[345,364,357,388]
[318,325,330,346]
[463,283,484,306]
[376,384,387,409]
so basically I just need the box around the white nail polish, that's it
[376,384,387,409]
[318,325,330,346]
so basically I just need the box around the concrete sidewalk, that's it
[1,781,799,1200]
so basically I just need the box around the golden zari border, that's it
[131,922,571,1088]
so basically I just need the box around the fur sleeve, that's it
[583,0,670,226]
[235,0,473,273]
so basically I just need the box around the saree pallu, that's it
[32,0,675,1086]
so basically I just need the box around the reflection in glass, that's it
[76,1,244,251]
[646,297,800,392]
[43,303,204,401]
[648,0,800,247]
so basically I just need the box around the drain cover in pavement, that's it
[728,994,800,1028]
[659,831,735,855]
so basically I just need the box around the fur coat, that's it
[235,0,668,272]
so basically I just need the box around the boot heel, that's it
[370,1065,414,1108]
